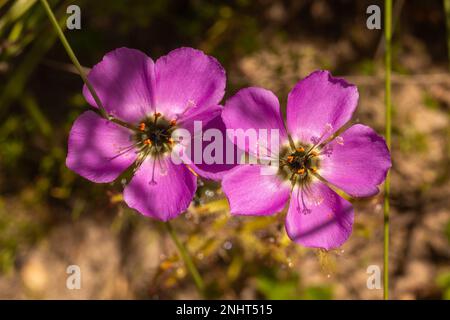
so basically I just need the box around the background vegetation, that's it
[0,0,449,299]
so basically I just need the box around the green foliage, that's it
[436,272,450,300]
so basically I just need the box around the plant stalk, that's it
[384,0,392,301]
[164,221,205,295]
[39,0,108,119]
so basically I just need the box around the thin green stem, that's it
[39,0,109,119]
[384,0,392,301]
[444,0,450,70]
[164,221,205,295]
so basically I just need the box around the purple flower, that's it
[66,47,228,221]
[221,70,391,250]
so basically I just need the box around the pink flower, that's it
[221,70,391,250]
[66,47,229,221]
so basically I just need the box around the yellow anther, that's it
[287,155,294,163]
[139,122,146,131]
[144,139,152,146]
[297,168,305,175]
[310,167,317,173]
[310,150,319,157]
[170,119,177,127]
[168,138,174,145]
[296,147,305,152]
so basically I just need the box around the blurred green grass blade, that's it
[21,94,52,137]
[0,0,37,37]
[0,7,66,119]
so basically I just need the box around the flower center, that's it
[278,144,321,185]
[134,113,177,158]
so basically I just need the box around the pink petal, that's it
[222,165,290,216]
[222,87,288,158]
[83,48,156,124]
[320,124,391,197]
[154,47,226,120]
[285,181,354,250]
[123,156,197,221]
[287,70,358,145]
[66,111,136,183]
[186,114,239,180]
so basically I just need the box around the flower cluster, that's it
[67,48,391,249]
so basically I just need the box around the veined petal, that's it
[287,70,358,145]
[66,111,136,183]
[83,47,156,123]
[123,156,197,221]
[185,114,239,180]
[154,47,226,120]
[320,124,391,197]
[286,181,354,250]
[222,87,288,158]
[222,165,290,216]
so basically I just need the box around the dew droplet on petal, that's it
[335,136,344,145]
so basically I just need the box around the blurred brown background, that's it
[0,0,449,299]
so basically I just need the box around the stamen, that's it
[170,119,177,127]
[154,112,161,124]
[144,139,152,146]
[139,122,146,131]
[296,147,305,153]
[186,165,198,177]
[287,155,294,163]
[297,168,305,175]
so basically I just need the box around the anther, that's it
[296,147,305,153]
[139,123,146,131]
[297,168,305,175]
[144,139,152,146]
[170,119,177,127]
[287,155,294,163]
[310,167,317,173]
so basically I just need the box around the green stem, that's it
[444,0,450,70]
[39,0,109,119]
[384,0,392,301]
[164,221,205,295]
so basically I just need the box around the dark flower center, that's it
[278,144,321,185]
[133,113,177,158]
